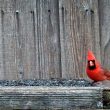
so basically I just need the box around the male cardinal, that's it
[86,50,110,82]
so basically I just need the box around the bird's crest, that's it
[87,50,96,61]
[87,50,100,67]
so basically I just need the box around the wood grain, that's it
[1,0,17,79]
[36,0,61,79]
[59,0,100,79]
[99,0,110,69]
[15,0,39,79]
[0,0,105,80]
[0,86,103,109]
[0,9,5,79]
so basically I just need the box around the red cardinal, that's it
[86,50,110,82]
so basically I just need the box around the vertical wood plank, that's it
[59,0,100,79]
[0,6,5,79]
[15,0,39,79]
[99,0,110,69]
[1,0,17,79]
[36,0,61,79]
[2,12,17,79]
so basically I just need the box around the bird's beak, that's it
[89,61,94,66]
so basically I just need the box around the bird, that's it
[86,50,110,82]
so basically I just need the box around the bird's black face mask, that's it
[88,60,96,70]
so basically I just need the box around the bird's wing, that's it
[101,67,110,77]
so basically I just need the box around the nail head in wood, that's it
[48,9,51,12]
[16,10,19,13]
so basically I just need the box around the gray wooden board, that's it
[0,87,103,109]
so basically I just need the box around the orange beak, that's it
[89,61,94,66]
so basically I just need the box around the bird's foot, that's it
[91,81,103,86]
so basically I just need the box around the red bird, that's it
[86,50,110,82]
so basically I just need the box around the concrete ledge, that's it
[0,86,103,109]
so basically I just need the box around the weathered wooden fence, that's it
[0,0,109,80]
